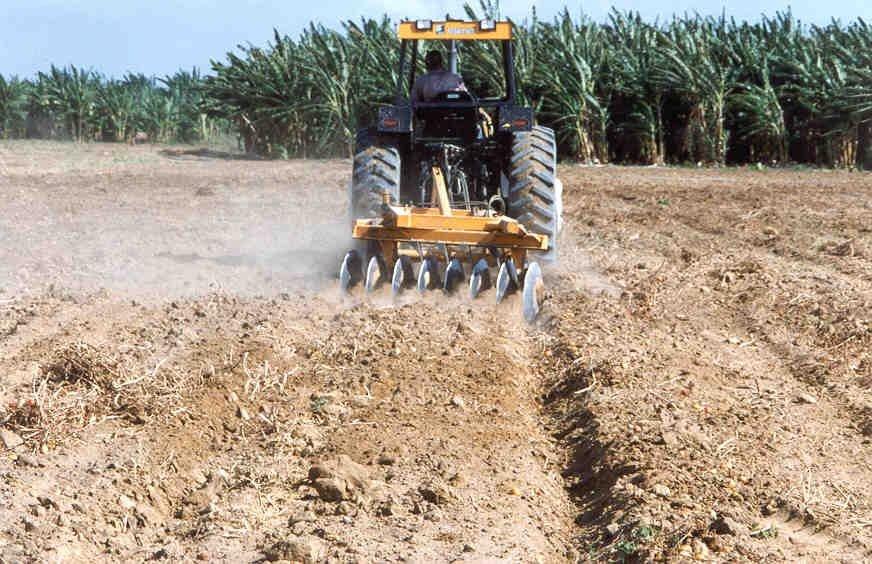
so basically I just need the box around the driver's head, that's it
[425,50,444,72]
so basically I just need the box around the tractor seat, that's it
[414,91,478,141]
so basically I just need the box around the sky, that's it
[2,0,869,78]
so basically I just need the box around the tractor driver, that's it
[411,50,468,103]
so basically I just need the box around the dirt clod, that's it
[308,455,373,503]
[796,392,818,404]
[15,454,41,467]
[288,510,317,526]
[1,428,24,450]
[22,518,39,534]
[312,478,346,502]
[264,536,326,563]
[652,484,671,498]
[419,482,454,505]
[711,514,747,536]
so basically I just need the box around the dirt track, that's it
[0,141,870,563]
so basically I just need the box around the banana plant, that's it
[35,65,100,142]
[535,11,610,162]
[0,75,29,139]
[607,10,667,164]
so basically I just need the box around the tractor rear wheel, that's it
[351,129,401,220]
[507,125,562,261]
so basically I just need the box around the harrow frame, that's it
[342,165,548,321]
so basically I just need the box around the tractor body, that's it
[341,20,562,320]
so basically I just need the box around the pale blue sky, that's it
[2,0,868,78]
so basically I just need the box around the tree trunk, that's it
[200,113,208,142]
[655,99,665,165]
[712,96,726,165]
[576,118,592,163]
[778,133,788,165]
[858,121,872,170]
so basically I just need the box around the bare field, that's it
[0,141,870,563]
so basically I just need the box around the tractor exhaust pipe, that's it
[449,40,458,73]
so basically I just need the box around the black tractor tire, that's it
[507,125,562,261]
[351,129,401,220]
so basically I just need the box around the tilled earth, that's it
[0,142,870,563]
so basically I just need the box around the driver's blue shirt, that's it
[411,69,468,103]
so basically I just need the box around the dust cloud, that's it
[0,143,352,301]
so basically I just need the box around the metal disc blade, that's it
[522,262,544,322]
[469,271,483,299]
[495,261,510,304]
[443,258,464,293]
[339,250,361,293]
[469,258,489,300]
[340,258,352,293]
[507,258,520,287]
[391,258,405,297]
[364,256,381,293]
[417,258,434,293]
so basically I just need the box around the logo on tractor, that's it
[434,24,476,36]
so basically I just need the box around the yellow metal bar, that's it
[479,108,494,138]
[395,207,475,217]
[352,223,548,251]
[487,218,526,235]
[398,21,512,41]
[389,211,525,234]
[430,166,452,217]
[391,214,495,230]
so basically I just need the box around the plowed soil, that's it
[1,141,870,563]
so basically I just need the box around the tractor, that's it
[340,19,562,321]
